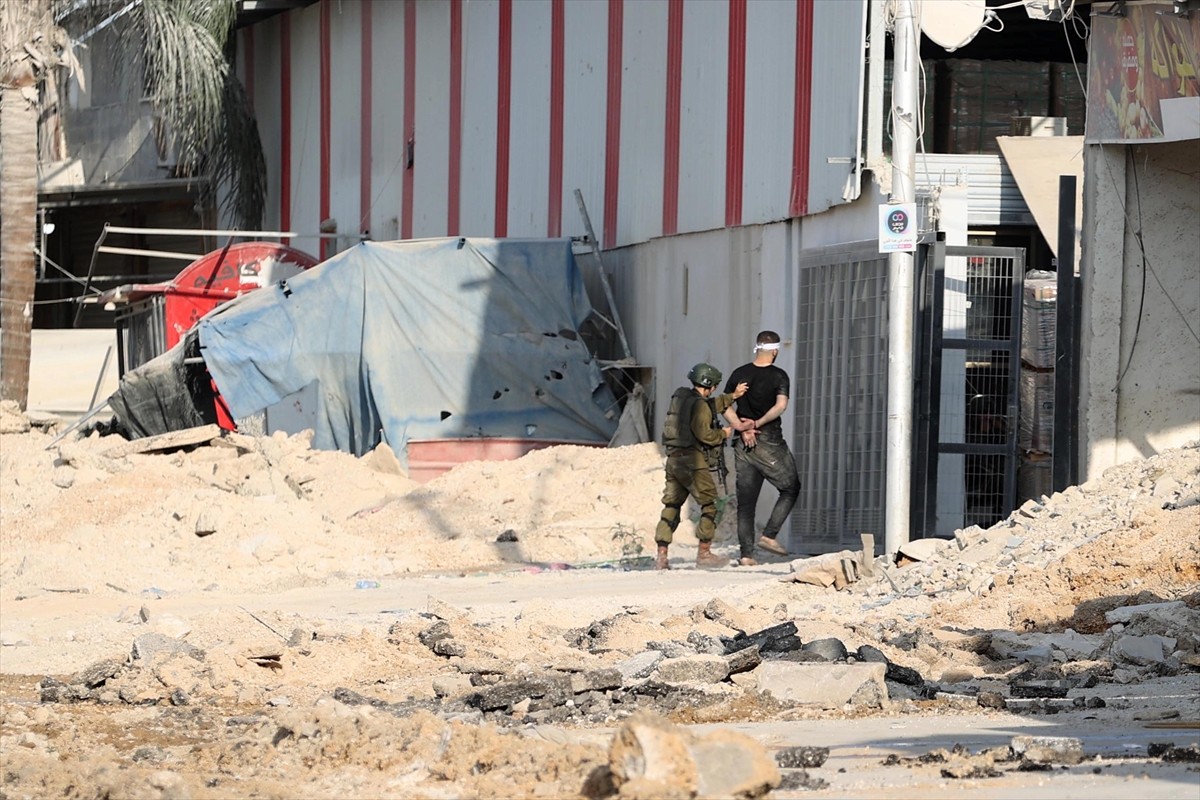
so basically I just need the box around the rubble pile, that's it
[1,407,1198,798]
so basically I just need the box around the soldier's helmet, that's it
[687,362,722,388]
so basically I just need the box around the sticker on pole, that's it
[879,203,917,253]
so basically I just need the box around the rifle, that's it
[716,444,730,493]
[705,397,733,491]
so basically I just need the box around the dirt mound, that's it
[2,416,1199,799]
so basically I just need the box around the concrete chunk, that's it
[1104,601,1185,625]
[1113,634,1172,665]
[131,633,203,666]
[616,651,664,683]
[691,729,781,799]
[655,655,730,684]
[608,711,780,800]
[935,691,979,710]
[469,673,572,711]
[1011,735,1083,765]
[570,668,622,694]
[725,644,762,675]
[755,661,888,709]
[609,711,698,793]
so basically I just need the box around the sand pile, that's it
[0,427,689,599]
[2,413,1198,799]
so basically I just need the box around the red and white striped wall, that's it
[237,0,867,256]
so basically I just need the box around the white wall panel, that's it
[251,18,283,233]
[368,2,406,242]
[329,2,363,251]
[413,2,451,238]
[560,1,610,242]
[806,0,867,214]
[677,1,727,235]
[742,0,796,225]
[507,1,552,238]
[616,1,668,247]
[460,0,500,238]
[290,5,322,257]
[249,0,868,247]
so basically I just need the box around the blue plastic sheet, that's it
[197,238,617,463]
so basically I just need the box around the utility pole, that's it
[885,0,918,557]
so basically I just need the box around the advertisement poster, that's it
[1087,2,1200,143]
[878,203,917,253]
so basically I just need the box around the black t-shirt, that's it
[724,363,790,431]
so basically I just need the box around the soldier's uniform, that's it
[655,386,736,548]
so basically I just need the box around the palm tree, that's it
[0,0,65,407]
[0,0,265,408]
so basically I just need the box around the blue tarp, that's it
[197,238,617,463]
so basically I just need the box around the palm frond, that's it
[207,75,266,229]
[98,0,263,227]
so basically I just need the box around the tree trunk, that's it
[0,85,38,408]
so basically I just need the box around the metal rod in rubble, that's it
[573,189,633,360]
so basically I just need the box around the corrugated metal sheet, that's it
[413,2,451,237]
[915,153,1033,227]
[507,1,553,237]
[329,2,363,250]
[676,0,728,235]
[289,3,323,257]
[460,1,501,237]
[742,1,800,225]
[251,0,872,249]
[616,1,668,246]
[807,0,868,215]
[560,2,610,243]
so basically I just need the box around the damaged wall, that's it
[1079,140,1200,479]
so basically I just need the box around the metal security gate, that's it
[914,243,1025,537]
[791,242,890,553]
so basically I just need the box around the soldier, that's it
[655,363,750,570]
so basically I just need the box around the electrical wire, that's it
[0,295,88,307]
[33,247,91,286]
[1113,153,1150,391]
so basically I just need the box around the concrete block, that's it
[755,661,888,709]
[73,658,123,689]
[935,691,979,710]
[131,633,203,666]
[429,674,471,699]
[1103,601,1185,625]
[469,673,572,711]
[703,598,750,632]
[1113,634,1172,665]
[691,729,781,799]
[957,535,1008,565]
[608,711,780,800]
[609,711,697,793]
[655,655,730,684]
[725,644,762,675]
[570,668,622,694]
[616,651,663,683]
[1011,735,1083,765]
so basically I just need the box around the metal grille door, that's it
[916,243,1025,536]
[791,243,890,552]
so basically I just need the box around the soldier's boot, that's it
[695,541,729,569]
[655,544,671,571]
